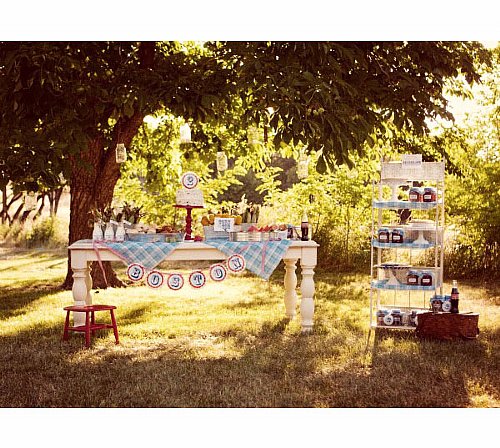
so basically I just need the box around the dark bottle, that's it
[450,280,460,313]
[300,212,309,241]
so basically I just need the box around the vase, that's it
[92,222,104,241]
[104,222,115,242]
[115,222,126,242]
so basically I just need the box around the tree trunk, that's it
[53,187,63,216]
[61,41,156,291]
[1,184,7,224]
[61,112,147,290]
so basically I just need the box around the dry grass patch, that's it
[0,248,498,407]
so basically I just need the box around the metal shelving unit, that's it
[369,159,445,330]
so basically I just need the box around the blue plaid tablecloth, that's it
[205,240,292,280]
[97,241,180,270]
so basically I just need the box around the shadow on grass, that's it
[1,312,497,408]
[0,281,63,320]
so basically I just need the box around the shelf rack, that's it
[369,160,445,331]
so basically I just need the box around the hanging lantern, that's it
[23,191,37,211]
[180,123,192,144]
[247,126,259,147]
[115,143,127,163]
[297,153,310,180]
[216,151,228,172]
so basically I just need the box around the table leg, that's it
[300,262,316,333]
[283,258,298,319]
[71,255,92,327]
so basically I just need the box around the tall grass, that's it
[0,248,498,407]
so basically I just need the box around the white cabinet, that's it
[370,160,445,330]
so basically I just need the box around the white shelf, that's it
[370,158,445,331]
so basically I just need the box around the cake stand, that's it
[410,221,434,245]
[383,178,410,202]
[380,263,408,286]
[174,205,204,240]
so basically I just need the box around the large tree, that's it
[0,41,491,288]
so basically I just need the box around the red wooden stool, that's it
[62,305,119,348]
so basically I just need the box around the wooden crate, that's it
[416,312,479,341]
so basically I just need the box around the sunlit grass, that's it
[0,248,498,407]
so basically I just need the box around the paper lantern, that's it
[23,191,37,211]
[180,123,192,144]
[247,126,259,147]
[216,151,228,172]
[115,143,127,163]
[297,154,309,180]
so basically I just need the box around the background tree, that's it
[0,41,491,288]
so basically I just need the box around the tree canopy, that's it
[0,40,492,287]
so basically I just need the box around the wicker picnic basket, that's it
[416,312,479,341]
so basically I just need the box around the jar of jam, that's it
[377,227,390,243]
[423,187,437,202]
[391,227,404,243]
[409,187,423,202]
[420,271,434,287]
[392,309,402,326]
[441,296,452,312]
[409,310,418,326]
[406,270,420,286]
[430,295,442,312]
[376,310,386,326]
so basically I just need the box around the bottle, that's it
[450,280,460,313]
[300,212,309,241]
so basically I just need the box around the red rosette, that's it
[189,270,206,288]
[167,273,184,291]
[181,172,199,189]
[127,263,145,282]
[227,254,246,273]
[146,270,164,289]
[209,263,227,282]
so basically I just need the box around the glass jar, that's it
[406,270,420,286]
[391,227,405,243]
[423,187,437,202]
[409,187,423,202]
[377,227,390,243]
[420,271,434,286]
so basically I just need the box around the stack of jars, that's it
[409,186,437,203]
[406,270,434,286]
[378,227,405,244]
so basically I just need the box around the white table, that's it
[68,240,318,332]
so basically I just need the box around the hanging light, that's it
[247,126,259,147]
[115,143,127,163]
[297,153,310,180]
[216,151,228,172]
[180,123,192,144]
[23,191,37,211]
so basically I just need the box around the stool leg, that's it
[85,311,91,348]
[110,309,119,344]
[62,311,71,341]
[91,310,95,336]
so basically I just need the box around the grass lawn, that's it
[0,247,499,408]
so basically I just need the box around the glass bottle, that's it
[450,280,459,313]
[300,212,309,241]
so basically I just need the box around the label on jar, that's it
[407,276,418,284]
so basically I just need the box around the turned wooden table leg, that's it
[71,255,92,327]
[300,263,316,333]
[283,258,298,319]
